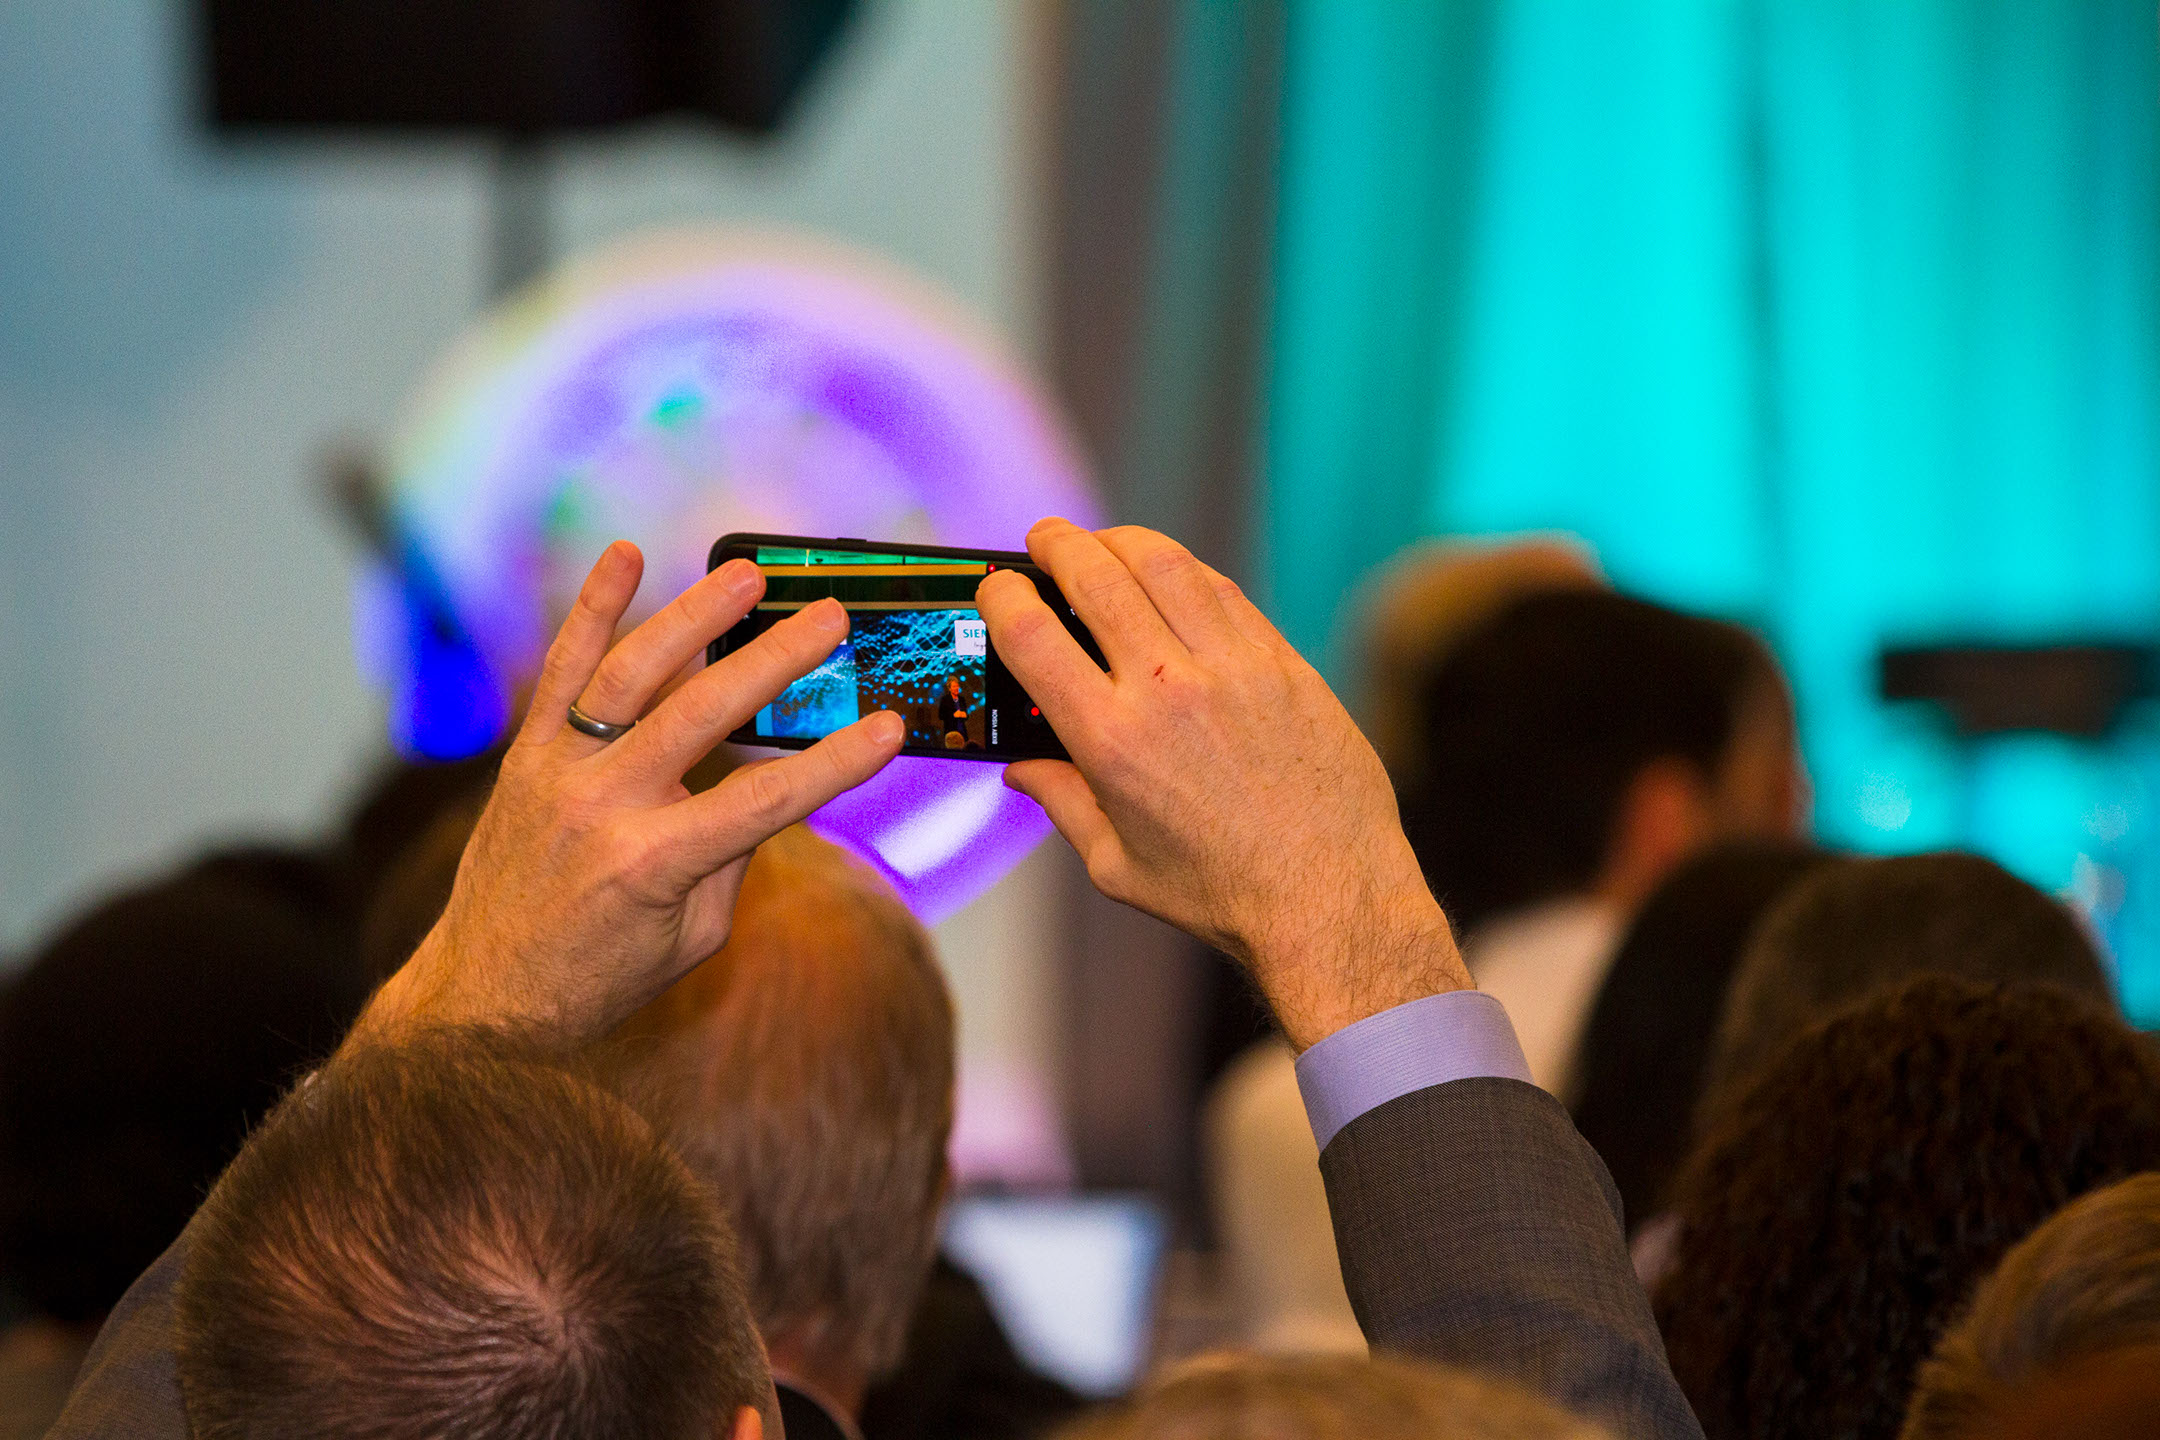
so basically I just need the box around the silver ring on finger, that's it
[566,702,636,743]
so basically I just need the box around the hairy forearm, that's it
[1249,892,1472,1052]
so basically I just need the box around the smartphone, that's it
[705,533,1099,761]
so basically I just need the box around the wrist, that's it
[347,916,529,1047]
[1246,888,1471,1052]
[347,925,453,1048]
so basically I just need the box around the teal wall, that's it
[1263,0,2160,1016]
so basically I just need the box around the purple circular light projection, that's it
[365,229,1103,921]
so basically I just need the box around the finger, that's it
[606,597,854,786]
[1094,526,1243,655]
[977,568,1113,739]
[575,557,765,728]
[1196,561,1288,652]
[1023,516,1186,676]
[1004,760,1119,871]
[519,541,643,749]
[657,710,906,874]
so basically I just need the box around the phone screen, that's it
[708,537,1083,761]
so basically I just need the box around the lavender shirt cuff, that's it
[1294,990,1533,1151]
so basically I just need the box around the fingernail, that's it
[811,598,848,632]
[720,559,760,597]
[869,710,904,745]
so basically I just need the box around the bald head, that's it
[613,826,956,1391]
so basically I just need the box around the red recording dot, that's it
[1029,706,1040,717]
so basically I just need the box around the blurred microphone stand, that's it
[489,135,552,299]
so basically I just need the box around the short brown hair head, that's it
[1659,977,2160,1440]
[175,1027,767,1440]
[1902,1172,2160,1440]
[1353,537,1604,785]
[1057,1352,1610,1440]
[610,826,956,1382]
[1400,590,1790,937]
[1705,851,2112,1107]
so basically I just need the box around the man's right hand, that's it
[977,519,1471,1050]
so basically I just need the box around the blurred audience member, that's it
[609,826,962,1439]
[359,791,489,982]
[1920,1347,2160,1440]
[1205,1038,1366,1355]
[1901,1172,2160,1440]
[1704,851,2114,1108]
[175,1027,770,1440]
[1352,536,1604,788]
[0,854,370,1439]
[1569,840,1834,1231]
[336,749,502,913]
[1056,1352,1609,1440]
[1657,977,2160,1440]
[1403,589,1803,1099]
[860,1255,1084,1440]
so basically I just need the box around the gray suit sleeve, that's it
[44,1231,191,1440]
[1318,1076,1701,1440]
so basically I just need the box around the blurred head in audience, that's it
[1901,1172,2160,1440]
[1568,840,1835,1227]
[1921,1347,2160,1440]
[1705,851,2113,1108]
[610,825,956,1417]
[338,749,501,912]
[1057,1352,1610,1440]
[1354,535,1604,786]
[360,791,488,982]
[1401,589,1801,940]
[174,1027,770,1440]
[0,855,369,1328]
[1657,977,2160,1440]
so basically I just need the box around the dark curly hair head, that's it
[1570,839,1835,1228]
[0,853,370,1324]
[1656,976,2160,1440]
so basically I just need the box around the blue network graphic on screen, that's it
[758,610,989,747]
[856,610,989,747]
[859,610,985,688]
[763,643,859,739]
